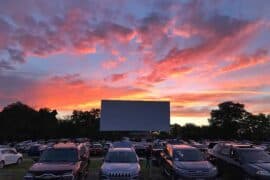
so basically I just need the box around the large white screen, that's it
[100,100,170,131]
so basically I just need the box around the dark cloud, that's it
[0,60,15,70]
[51,74,84,86]
[105,73,128,82]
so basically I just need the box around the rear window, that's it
[105,151,138,163]
[173,149,204,161]
[39,148,78,162]
[238,149,270,163]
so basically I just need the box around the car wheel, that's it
[0,161,5,169]
[161,166,166,176]
[170,171,177,180]
[17,158,22,165]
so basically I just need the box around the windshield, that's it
[39,148,78,162]
[93,144,102,148]
[239,149,270,163]
[153,144,163,149]
[173,149,204,161]
[105,151,138,163]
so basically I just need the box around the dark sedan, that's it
[161,144,218,179]
[209,143,270,179]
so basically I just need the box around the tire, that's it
[17,158,22,165]
[170,171,177,180]
[0,161,4,169]
[161,166,166,176]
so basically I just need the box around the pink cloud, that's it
[222,49,269,73]
[102,56,126,69]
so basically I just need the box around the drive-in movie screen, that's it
[0,0,270,180]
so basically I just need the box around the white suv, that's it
[100,147,141,179]
[0,148,23,168]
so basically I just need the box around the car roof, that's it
[53,142,77,149]
[224,143,253,149]
[109,147,134,152]
[0,148,15,151]
[170,144,196,149]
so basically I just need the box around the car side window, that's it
[220,147,230,156]
[1,150,9,154]
[213,144,221,153]
[230,149,239,161]
[8,150,17,154]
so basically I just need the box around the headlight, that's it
[256,170,270,176]
[24,172,34,180]
[175,166,188,174]
[211,166,217,172]
[209,166,218,176]
[62,172,74,180]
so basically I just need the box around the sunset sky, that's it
[0,0,269,125]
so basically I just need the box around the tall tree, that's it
[208,101,250,139]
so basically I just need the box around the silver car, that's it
[100,147,141,179]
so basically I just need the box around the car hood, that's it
[251,162,270,171]
[29,162,76,172]
[174,161,213,170]
[102,162,140,173]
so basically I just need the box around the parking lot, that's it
[0,156,167,180]
[0,157,244,180]
[1,139,270,179]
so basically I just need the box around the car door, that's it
[228,149,244,178]
[2,150,12,165]
[8,149,19,164]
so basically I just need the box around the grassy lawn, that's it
[0,157,33,180]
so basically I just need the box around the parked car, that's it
[15,140,32,153]
[208,142,270,179]
[134,143,146,157]
[152,143,164,165]
[28,144,47,160]
[24,142,89,180]
[160,144,218,179]
[90,143,103,156]
[112,141,134,149]
[0,148,23,168]
[103,142,112,154]
[100,147,141,179]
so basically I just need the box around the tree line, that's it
[0,101,269,142]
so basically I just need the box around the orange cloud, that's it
[24,74,147,111]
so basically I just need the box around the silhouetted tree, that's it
[208,101,250,139]
[0,101,269,142]
[239,113,270,140]
[170,124,181,138]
